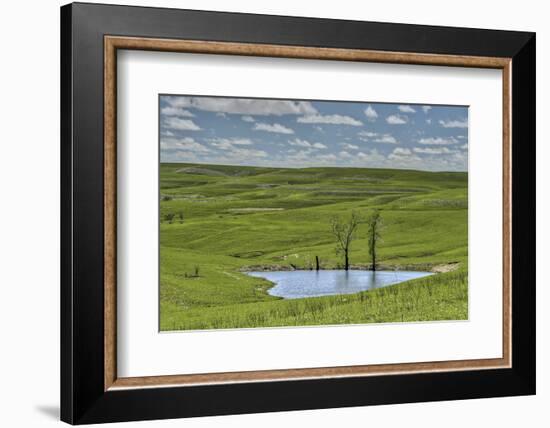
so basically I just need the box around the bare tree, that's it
[366,210,383,271]
[330,211,361,271]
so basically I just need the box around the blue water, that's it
[246,270,433,299]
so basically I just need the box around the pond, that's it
[245,269,434,299]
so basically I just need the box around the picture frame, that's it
[61,2,535,424]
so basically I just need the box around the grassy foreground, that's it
[159,163,468,331]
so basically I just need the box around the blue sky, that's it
[159,95,468,171]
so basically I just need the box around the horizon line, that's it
[159,161,467,174]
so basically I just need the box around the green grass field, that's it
[159,162,468,331]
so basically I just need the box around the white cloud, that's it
[357,149,386,163]
[241,115,255,122]
[288,138,326,149]
[160,137,210,152]
[316,153,338,162]
[439,119,468,128]
[253,122,295,134]
[364,105,378,121]
[285,149,312,161]
[161,107,195,117]
[422,106,432,114]
[418,137,458,145]
[163,117,201,131]
[386,114,408,125]
[288,138,312,148]
[231,139,254,145]
[461,144,468,150]
[398,105,416,113]
[357,131,397,144]
[388,147,421,163]
[413,147,454,155]
[229,148,268,158]
[457,135,467,139]
[391,148,412,156]
[208,137,254,150]
[204,138,268,161]
[440,151,468,168]
[339,151,352,158]
[164,96,317,116]
[341,143,359,150]
[297,114,363,126]
[358,131,379,138]
[426,119,432,124]
[373,134,398,144]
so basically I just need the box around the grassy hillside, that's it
[159,163,468,331]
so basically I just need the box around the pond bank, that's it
[240,262,460,274]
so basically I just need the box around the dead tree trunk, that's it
[315,255,320,271]
[344,250,349,271]
[367,210,382,272]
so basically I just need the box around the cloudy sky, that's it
[159,95,468,172]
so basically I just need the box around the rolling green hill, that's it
[159,162,468,331]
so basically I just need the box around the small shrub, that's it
[164,212,175,224]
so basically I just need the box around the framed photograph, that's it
[61,2,535,424]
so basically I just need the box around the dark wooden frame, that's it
[61,2,536,424]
